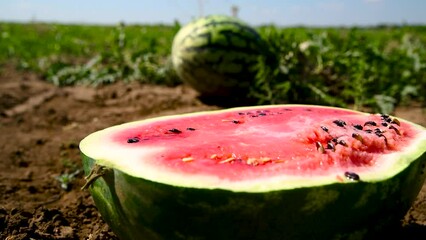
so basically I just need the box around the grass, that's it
[0,21,425,112]
[255,25,426,112]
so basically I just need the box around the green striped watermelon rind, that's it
[80,105,426,240]
[82,154,425,240]
[171,15,270,97]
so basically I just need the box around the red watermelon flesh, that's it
[80,105,426,240]
[105,105,419,183]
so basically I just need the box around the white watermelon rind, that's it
[80,104,426,192]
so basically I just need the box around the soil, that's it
[0,64,425,239]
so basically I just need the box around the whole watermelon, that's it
[172,15,270,102]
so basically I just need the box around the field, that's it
[1,22,426,239]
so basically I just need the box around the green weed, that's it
[253,25,426,109]
[1,22,425,109]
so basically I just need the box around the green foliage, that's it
[253,26,426,110]
[0,22,181,86]
[0,22,425,109]
[252,28,347,107]
[55,169,81,191]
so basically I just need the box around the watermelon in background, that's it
[80,105,426,240]
[171,15,272,105]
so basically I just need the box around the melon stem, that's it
[81,164,109,190]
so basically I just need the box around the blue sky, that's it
[0,0,425,26]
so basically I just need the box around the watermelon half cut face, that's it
[80,105,426,240]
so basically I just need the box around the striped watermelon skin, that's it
[172,15,270,98]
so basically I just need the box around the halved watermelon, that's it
[80,105,426,240]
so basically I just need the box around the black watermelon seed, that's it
[381,122,388,127]
[232,120,242,124]
[364,129,373,134]
[259,113,267,116]
[168,128,182,134]
[238,112,245,115]
[353,124,363,130]
[332,138,338,143]
[186,127,196,131]
[344,171,360,181]
[352,133,363,143]
[364,121,377,127]
[333,120,346,127]
[326,142,335,151]
[375,133,389,145]
[380,114,390,119]
[374,128,384,134]
[391,118,401,126]
[321,126,329,132]
[251,115,259,118]
[385,118,392,123]
[389,125,401,135]
[315,142,325,154]
[127,137,140,143]
[338,140,348,147]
